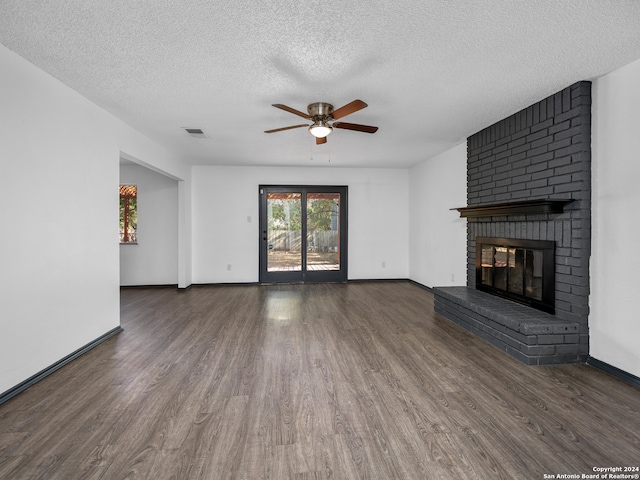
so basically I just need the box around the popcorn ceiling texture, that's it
[1,0,640,167]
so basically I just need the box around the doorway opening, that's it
[259,186,347,283]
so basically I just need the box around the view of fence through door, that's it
[305,192,340,271]
[259,186,347,283]
[266,192,303,272]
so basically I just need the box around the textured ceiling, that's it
[2,0,640,168]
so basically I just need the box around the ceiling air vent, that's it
[184,128,209,139]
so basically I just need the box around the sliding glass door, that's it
[259,186,347,283]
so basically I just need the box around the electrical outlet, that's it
[227,264,232,271]
[382,261,386,268]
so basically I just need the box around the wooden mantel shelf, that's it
[453,199,574,218]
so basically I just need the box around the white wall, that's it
[591,58,640,377]
[0,43,190,396]
[408,143,468,288]
[120,164,179,286]
[191,166,410,283]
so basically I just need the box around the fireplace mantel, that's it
[453,199,574,218]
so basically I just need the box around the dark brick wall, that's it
[465,81,591,360]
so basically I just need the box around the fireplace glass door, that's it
[482,246,543,301]
[477,238,554,313]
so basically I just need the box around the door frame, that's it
[259,185,348,284]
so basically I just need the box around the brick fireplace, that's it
[434,81,591,365]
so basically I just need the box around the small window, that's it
[119,185,137,243]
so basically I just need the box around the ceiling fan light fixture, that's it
[268,100,376,143]
[309,121,333,138]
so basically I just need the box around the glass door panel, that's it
[480,245,494,287]
[306,193,340,272]
[267,192,302,272]
[507,248,524,295]
[260,186,347,284]
[524,249,544,301]
[493,247,508,291]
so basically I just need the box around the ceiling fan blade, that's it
[316,136,327,145]
[271,104,311,119]
[331,99,368,120]
[333,122,378,133]
[264,124,309,133]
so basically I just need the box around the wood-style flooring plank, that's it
[1,282,639,479]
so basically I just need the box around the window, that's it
[119,185,137,243]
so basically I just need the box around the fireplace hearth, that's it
[476,237,555,314]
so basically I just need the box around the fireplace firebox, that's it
[476,237,555,314]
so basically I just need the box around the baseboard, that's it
[347,278,411,284]
[123,280,433,290]
[120,284,178,289]
[587,357,640,388]
[120,284,193,291]
[407,279,433,291]
[191,280,416,287]
[0,326,123,406]
[348,278,433,291]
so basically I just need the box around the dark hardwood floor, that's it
[1,282,638,479]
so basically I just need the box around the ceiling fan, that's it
[265,99,378,144]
